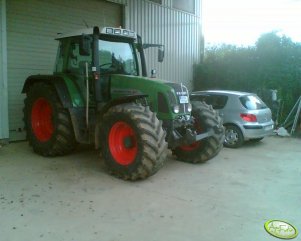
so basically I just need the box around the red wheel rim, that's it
[179,119,202,151]
[180,142,201,151]
[31,98,54,142]
[108,121,138,165]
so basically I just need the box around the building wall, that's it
[6,0,123,141]
[125,0,202,90]
[0,0,9,142]
[2,0,202,141]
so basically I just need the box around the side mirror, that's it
[142,43,165,63]
[158,46,164,63]
[80,34,92,56]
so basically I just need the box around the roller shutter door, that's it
[7,0,123,140]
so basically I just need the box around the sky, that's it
[203,0,301,46]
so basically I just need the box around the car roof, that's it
[191,90,254,97]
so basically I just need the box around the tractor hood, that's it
[110,74,191,119]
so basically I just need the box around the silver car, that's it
[190,90,274,148]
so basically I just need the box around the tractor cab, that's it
[54,26,163,77]
[54,26,163,104]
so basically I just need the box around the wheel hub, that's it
[108,121,138,166]
[179,119,202,151]
[123,136,135,148]
[225,129,238,144]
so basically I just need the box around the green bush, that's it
[194,32,301,124]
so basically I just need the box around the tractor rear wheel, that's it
[24,82,76,156]
[173,101,224,163]
[100,103,168,181]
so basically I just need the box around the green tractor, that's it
[22,26,224,180]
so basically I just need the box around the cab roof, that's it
[55,26,137,40]
[56,28,94,39]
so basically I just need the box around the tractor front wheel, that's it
[100,103,168,181]
[173,101,224,163]
[24,82,76,156]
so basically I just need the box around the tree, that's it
[193,31,301,123]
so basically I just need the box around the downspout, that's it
[0,0,9,143]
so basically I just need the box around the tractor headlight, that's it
[187,103,192,112]
[173,105,180,113]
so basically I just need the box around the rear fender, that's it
[22,75,72,108]
[22,75,88,143]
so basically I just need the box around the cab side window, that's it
[54,41,64,73]
[67,39,92,75]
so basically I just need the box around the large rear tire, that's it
[100,103,168,181]
[24,82,76,156]
[173,101,224,163]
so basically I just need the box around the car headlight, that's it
[173,105,180,113]
[187,103,192,112]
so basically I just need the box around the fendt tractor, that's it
[22,26,224,180]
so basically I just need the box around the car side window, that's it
[191,95,208,102]
[240,95,267,110]
[210,95,228,109]
[191,94,228,109]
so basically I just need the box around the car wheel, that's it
[224,125,244,148]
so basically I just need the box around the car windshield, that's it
[239,95,267,110]
[98,39,138,75]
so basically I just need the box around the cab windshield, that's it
[98,39,138,76]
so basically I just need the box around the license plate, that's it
[179,96,189,104]
[264,125,273,131]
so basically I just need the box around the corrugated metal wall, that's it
[0,0,9,141]
[2,0,202,141]
[105,0,203,89]
[6,0,123,141]
[125,0,202,90]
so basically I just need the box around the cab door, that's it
[65,38,93,103]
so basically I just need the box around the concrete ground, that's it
[0,136,300,241]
